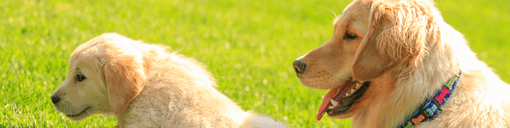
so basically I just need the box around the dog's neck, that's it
[382,18,479,127]
[353,19,480,128]
[397,72,462,127]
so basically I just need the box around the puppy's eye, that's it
[344,32,357,40]
[76,74,86,82]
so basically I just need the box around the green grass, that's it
[0,0,508,127]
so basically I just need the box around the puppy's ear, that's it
[101,52,146,115]
[353,1,430,81]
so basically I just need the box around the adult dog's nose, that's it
[293,60,306,74]
[51,94,60,104]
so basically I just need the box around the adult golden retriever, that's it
[293,0,510,127]
[52,33,286,128]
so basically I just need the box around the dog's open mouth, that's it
[66,107,91,117]
[316,80,370,120]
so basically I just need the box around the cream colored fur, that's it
[294,0,510,127]
[52,33,286,128]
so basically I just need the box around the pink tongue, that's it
[316,80,356,121]
[316,88,339,120]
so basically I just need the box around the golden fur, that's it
[294,0,510,127]
[52,33,286,128]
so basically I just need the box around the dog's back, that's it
[111,38,285,127]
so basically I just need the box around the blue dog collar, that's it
[398,72,462,127]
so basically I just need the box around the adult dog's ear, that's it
[101,50,146,115]
[353,1,430,81]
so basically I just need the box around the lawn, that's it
[0,0,508,127]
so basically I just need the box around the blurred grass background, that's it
[0,0,508,127]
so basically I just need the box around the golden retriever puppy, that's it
[293,0,510,127]
[52,33,286,128]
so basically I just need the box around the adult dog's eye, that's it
[344,32,357,40]
[76,74,86,82]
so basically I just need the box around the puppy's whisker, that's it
[321,7,338,19]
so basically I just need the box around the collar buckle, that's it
[418,97,442,120]
[418,104,431,119]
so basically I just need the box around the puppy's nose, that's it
[293,60,307,74]
[51,94,60,104]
